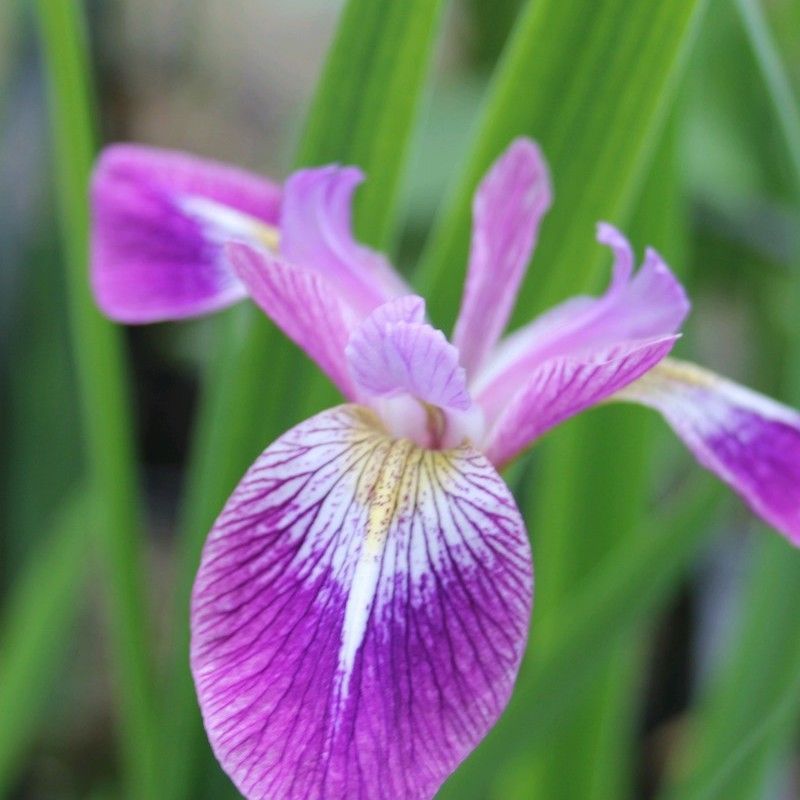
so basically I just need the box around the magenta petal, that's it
[474,224,690,422]
[280,167,409,316]
[484,336,678,467]
[452,138,552,376]
[615,359,800,544]
[228,243,358,398]
[91,144,281,323]
[191,406,532,800]
[346,296,472,411]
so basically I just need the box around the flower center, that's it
[371,394,485,451]
[179,195,280,252]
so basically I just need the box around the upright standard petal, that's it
[452,138,552,376]
[281,167,409,316]
[346,297,471,412]
[474,223,690,422]
[191,406,532,800]
[91,144,282,323]
[614,358,800,544]
[484,337,678,467]
[229,243,358,398]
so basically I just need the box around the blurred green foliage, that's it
[2,0,800,798]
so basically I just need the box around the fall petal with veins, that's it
[191,406,532,800]
[615,359,800,544]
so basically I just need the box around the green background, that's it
[2,0,800,797]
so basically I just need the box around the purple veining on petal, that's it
[191,405,532,800]
[484,336,678,467]
[228,243,358,398]
[359,294,427,329]
[346,297,472,412]
[614,358,800,544]
[474,223,689,423]
[280,167,410,316]
[91,144,281,323]
[453,138,552,377]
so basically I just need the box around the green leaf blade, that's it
[33,1,158,795]
[417,0,708,329]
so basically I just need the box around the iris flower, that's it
[92,138,800,799]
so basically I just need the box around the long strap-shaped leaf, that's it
[661,3,800,798]
[33,2,157,796]
[523,119,690,800]
[159,3,446,798]
[661,538,800,800]
[0,492,92,796]
[417,0,708,328]
[296,0,444,247]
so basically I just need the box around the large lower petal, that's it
[191,405,532,800]
[484,337,678,467]
[452,138,552,376]
[281,167,409,316]
[614,358,800,544]
[91,144,282,323]
[228,243,358,398]
[474,224,689,423]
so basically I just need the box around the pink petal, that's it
[191,405,532,800]
[91,144,281,323]
[474,223,690,423]
[452,138,552,376]
[346,297,471,411]
[356,294,427,330]
[484,336,678,467]
[228,243,357,399]
[615,359,800,544]
[280,167,409,316]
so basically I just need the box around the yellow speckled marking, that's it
[333,404,479,704]
[340,405,465,549]
[365,439,414,552]
[423,448,461,484]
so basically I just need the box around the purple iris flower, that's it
[91,138,800,799]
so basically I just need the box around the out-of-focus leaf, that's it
[736,0,800,186]
[296,0,446,248]
[417,0,707,327]
[521,118,690,800]
[465,0,524,69]
[161,2,446,798]
[0,490,91,796]
[661,536,800,800]
[659,3,800,798]
[1,240,82,577]
[0,0,20,97]
[33,0,156,796]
